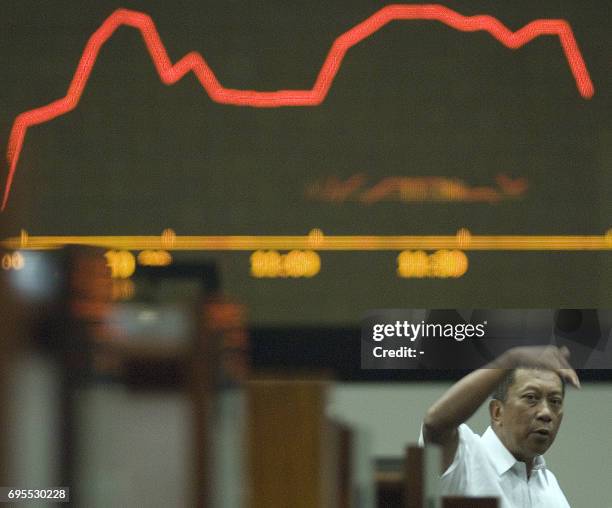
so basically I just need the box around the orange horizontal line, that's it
[2,235,612,251]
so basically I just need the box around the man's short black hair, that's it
[492,368,566,402]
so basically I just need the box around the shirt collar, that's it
[481,426,547,477]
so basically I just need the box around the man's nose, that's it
[536,403,553,421]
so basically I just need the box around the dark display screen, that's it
[1,1,610,325]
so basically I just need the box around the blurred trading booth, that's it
[1,245,507,507]
[5,247,611,507]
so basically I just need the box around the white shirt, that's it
[420,423,571,508]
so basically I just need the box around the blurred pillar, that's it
[247,378,337,508]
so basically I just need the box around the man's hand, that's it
[497,346,580,389]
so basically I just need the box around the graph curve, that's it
[1,4,595,211]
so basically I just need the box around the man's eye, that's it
[550,398,563,406]
[524,394,537,402]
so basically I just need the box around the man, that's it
[421,345,579,507]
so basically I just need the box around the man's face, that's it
[493,368,564,461]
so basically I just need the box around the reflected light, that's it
[3,233,611,251]
[104,250,136,279]
[138,250,173,266]
[111,279,135,301]
[250,250,320,278]
[1,251,24,271]
[397,250,468,278]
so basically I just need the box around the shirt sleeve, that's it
[419,422,478,496]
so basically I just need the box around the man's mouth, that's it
[532,429,551,436]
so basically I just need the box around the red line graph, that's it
[1,4,594,211]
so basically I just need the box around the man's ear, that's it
[489,399,503,425]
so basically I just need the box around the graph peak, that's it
[1,4,594,211]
